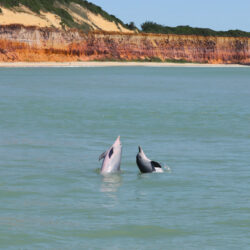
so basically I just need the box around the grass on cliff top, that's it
[0,0,129,31]
[141,22,250,38]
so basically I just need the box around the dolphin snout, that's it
[138,146,142,153]
[115,136,122,146]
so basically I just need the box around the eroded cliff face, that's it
[0,25,249,64]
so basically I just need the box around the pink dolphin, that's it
[99,136,122,174]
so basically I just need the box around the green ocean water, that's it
[0,67,250,249]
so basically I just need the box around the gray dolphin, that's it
[99,136,122,175]
[136,146,163,173]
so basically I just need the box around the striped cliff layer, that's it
[0,25,249,64]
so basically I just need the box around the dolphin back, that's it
[136,154,153,173]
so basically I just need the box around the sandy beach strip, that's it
[0,62,248,68]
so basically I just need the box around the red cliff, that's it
[0,25,249,64]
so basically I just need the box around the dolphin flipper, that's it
[151,161,162,169]
[99,150,108,161]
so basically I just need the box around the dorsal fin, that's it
[151,161,162,169]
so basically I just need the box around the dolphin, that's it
[136,146,163,173]
[99,136,122,175]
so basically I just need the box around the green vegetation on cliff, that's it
[0,0,129,30]
[141,22,250,38]
[0,0,248,37]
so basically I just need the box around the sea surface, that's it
[0,66,250,249]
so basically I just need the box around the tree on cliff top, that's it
[141,21,250,38]
[125,22,138,31]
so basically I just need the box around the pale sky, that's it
[90,0,250,32]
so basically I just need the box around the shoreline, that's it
[0,62,249,68]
